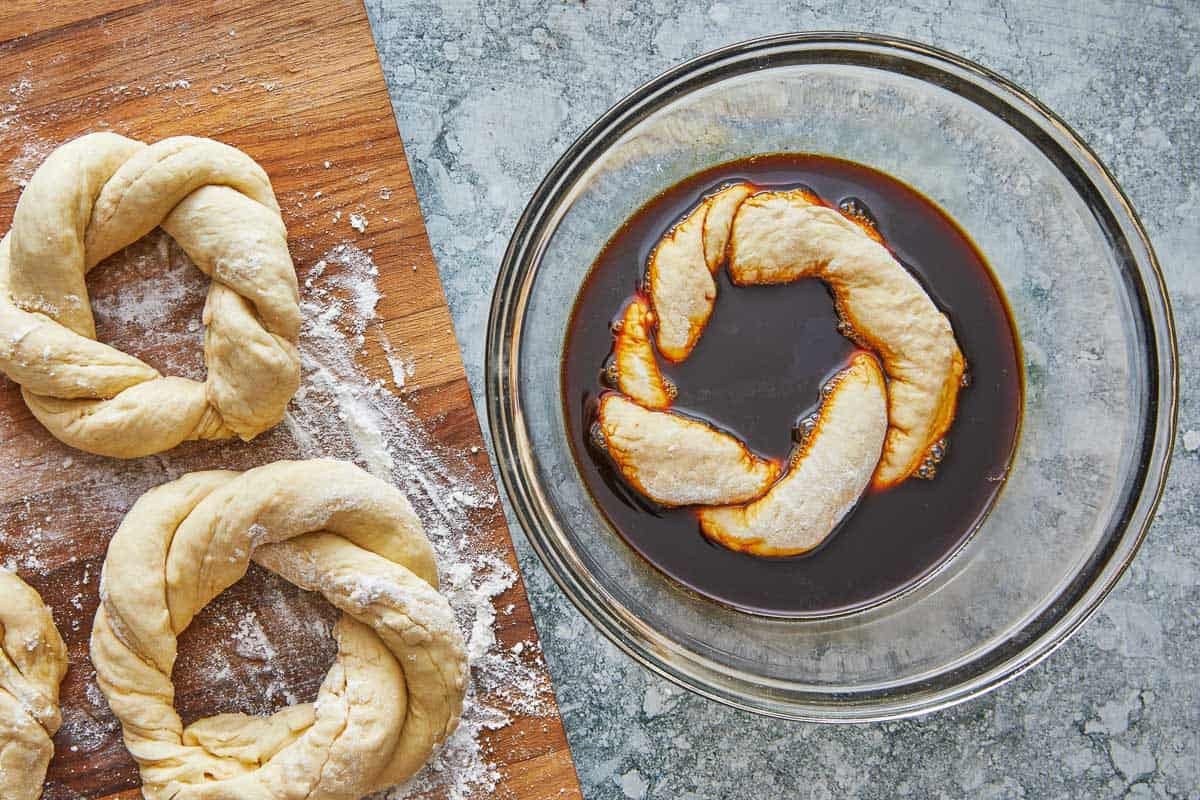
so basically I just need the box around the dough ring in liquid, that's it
[89,459,468,800]
[0,570,68,800]
[602,182,964,554]
[0,133,300,458]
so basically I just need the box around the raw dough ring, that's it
[0,570,68,800]
[89,459,468,800]
[0,132,300,458]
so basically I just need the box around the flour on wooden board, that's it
[0,232,553,799]
[7,138,54,188]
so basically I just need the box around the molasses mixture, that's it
[562,154,1022,616]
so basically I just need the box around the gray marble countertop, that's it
[362,2,1198,797]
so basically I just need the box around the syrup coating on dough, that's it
[646,197,712,362]
[647,183,754,362]
[727,189,965,488]
[597,394,779,507]
[701,182,755,271]
[610,297,673,409]
[699,352,888,556]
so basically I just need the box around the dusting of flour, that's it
[0,233,553,799]
[293,244,557,798]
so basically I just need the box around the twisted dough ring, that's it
[606,181,965,555]
[90,460,468,800]
[0,133,300,458]
[0,570,68,800]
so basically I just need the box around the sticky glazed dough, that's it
[728,189,965,488]
[646,194,714,362]
[89,460,468,800]
[611,297,673,409]
[0,133,300,458]
[701,182,754,270]
[0,570,68,800]
[646,183,755,362]
[597,394,779,506]
[699,352,888,556]
[595,178,967,556]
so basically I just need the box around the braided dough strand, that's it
[0,133,300,457]
[0,570,68,800]
[90,460,468,800]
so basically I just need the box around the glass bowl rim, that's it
[485,31,1178,721]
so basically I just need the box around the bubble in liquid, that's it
[793,415,818,443]
[664,379,679,400]
[916,437,950,479]
[589,422,607,449]
[838,196,879,229]
[835,316,869,348]
[602,361,619,386]
[610,318,624,335]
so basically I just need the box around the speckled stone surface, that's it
[362,3,1198,798]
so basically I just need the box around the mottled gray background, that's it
[361,2,1198,798]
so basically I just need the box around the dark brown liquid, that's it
[561,154,1022,617]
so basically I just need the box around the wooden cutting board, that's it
[0,2,581,798]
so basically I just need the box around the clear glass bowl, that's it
[486,33,1176,721]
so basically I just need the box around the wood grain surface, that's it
[0,1,581,798]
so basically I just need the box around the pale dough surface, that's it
[646,196,713,362]
[0,132,300,458]
[0,570,68,800]
[728,189,965,488]
[613,297,672,409]
[599,394,779,506]
[647,183,754,362]
[701,182,754,271]
[700,352,888,555]
[89,459,468,800]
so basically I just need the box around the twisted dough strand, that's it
[0,133,300,457]
[90,460,468,800]
[0,570,68,800]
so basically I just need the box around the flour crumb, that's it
[349,212,368,233]
[8,77,32,101]
[379,334,414,390]
[8,139,54,188]
[232,610,278,662]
